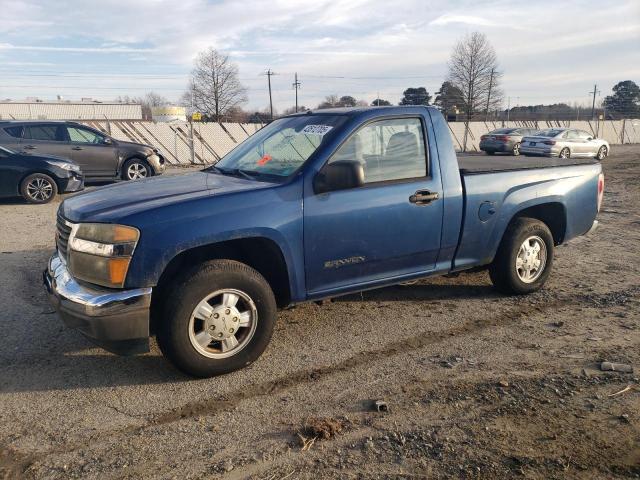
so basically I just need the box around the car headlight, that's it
[49,161,80,171]
[68,223,140,288]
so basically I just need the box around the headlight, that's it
[68,223,140,288]
[49,161,80,171]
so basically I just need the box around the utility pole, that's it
[262,69,277,120]
[506,96,511,123]
[485,68,494,122]
[589,84,600,120]
[292,72,301,112]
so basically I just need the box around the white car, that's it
[521,128,609,160]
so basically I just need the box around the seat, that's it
[385,131,419,163]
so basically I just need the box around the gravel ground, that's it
[0,147,638,479]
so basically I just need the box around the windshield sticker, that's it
[300,125,333,136]
[257,154,272,166]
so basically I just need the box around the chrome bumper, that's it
[43,253,152,355]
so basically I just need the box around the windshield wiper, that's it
[211,166,258,181]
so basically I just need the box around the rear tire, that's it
[486,151,495,155]
[512,142,521,156]
[157,259,277,377]
[20,173,58,204]
[559,148,570,159]
[489,217,554,295]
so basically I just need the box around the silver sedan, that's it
[521,128,610,160]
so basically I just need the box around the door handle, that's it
[72,146,83,150]
[23,145,37,150]
[409,190,440,205]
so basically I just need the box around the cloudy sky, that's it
[1,0,639,111]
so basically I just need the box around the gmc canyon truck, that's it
[44,107,604,377]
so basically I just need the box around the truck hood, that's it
[60,171,277,223]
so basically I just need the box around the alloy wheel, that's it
[515,235,547,283]
[26,177,54,202]
[188,289,258,359]
[127,162,149,180]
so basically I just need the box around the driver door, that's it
[303,116,443,296]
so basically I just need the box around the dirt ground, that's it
[0,146,638,480]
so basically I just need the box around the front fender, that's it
[122,179,305,301]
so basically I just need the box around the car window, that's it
[23,125,66,142]
[577,130,592,139]
[329,117,427,184]
[566,130,578,139]
[3,126,23,138]
[67,126,105,144]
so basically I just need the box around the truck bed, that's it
[458,155,599,174]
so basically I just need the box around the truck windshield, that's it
[210,115,346,178]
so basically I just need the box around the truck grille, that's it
[56,213,73,262]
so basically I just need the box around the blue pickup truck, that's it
[44,106,604,377]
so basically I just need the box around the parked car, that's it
[44,106,603,377]
[480,127,539,156]
[520,128,610,160]
[0,145,83,204]
[0,121,166,181]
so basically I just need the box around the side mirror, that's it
[103,137,113,145]
[314,160,365,194]
[587,137,593,141]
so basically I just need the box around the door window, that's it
[23,125,66,141]
[3,126,23,138]
[67,126,106,144]
[329,117,427,184]
[566,130,579,139]
[577,130,592,140]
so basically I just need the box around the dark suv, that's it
[0,121,165,181]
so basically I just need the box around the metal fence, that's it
[81,118,640,165]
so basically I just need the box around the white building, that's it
[0,101,143,120]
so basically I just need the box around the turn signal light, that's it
[108,258,131,286]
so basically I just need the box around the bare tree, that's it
[184,48,247,122]
[447,32,501,150]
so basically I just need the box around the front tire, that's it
[596,146,607,160]
[122,158,151,180]
[489,217,554,295]
[157,259,277,377]
[20,173,58,204]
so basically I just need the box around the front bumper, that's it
[43,253,152,355]
[147,154,166,175]
[60,173,84,193]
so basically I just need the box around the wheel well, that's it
[151,238,291,332]
[512,203,566,245]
